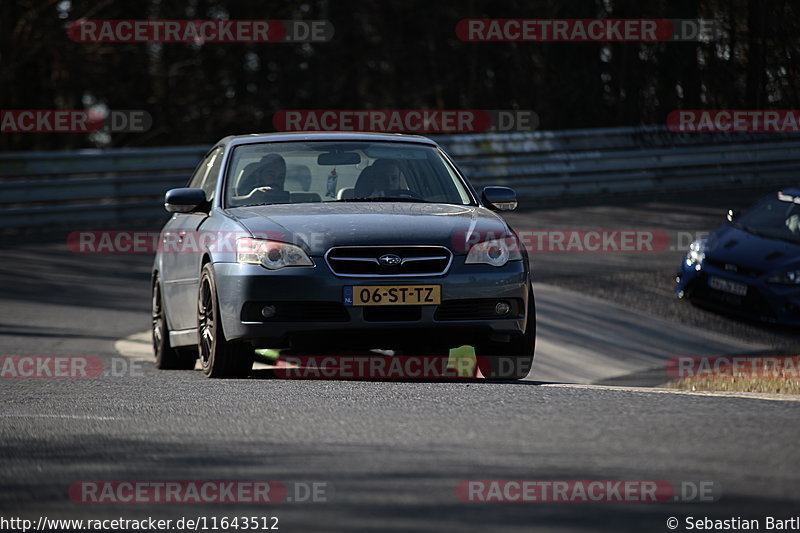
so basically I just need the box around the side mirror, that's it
[726,208,740,222]
[165,188,208,213]
[481,186,518,211]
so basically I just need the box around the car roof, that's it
[218,131,439,148]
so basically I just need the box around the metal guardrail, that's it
[0,146,208,229]
[441,126,800,196]
[1,126,799,230]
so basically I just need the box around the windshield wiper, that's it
[237,202,289,207]
[333,196,428,203]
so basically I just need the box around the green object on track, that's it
[254,348,282,363]
[448,345,477,377]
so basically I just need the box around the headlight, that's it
[465,237,522,267]
[236,238,313,270]
[685,238,706,270]
[767,270,800,285]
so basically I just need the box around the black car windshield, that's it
[224,141,474,207]
[733,191,800,244]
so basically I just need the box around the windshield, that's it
[224,141,474,207]
[733,191,800,244]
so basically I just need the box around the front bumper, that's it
[676,262,800,326]
[213,256,530,349]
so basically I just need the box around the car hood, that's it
[226,202,511,255]
[706,224,800,273]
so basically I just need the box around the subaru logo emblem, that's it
[378,254,402,266]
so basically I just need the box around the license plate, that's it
[708,276,748,296]
[344,285,441,306]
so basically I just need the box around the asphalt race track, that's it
[1,197,799,532]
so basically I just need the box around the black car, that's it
[152,132,535,379]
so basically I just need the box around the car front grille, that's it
[325,246,452,277]
[704,257,764,278]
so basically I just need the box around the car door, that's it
[161,146,224,332]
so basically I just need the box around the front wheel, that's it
[475,287,536,380]
[197,264,254,378]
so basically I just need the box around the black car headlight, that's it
[236,237,313,270]
[767,270,800,285]
[685,238,707,270]
[465,237,522,267]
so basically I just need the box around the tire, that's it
[197,263,254,378]
[475,287,536,380]
[152,276,197,370]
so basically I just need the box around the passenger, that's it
[236,153,287,200]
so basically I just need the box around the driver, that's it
[370,159,408,195]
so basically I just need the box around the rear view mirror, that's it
[482,186,518,211]
[318,151,361,165]
[165,188,208,213]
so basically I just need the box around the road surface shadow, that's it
[0,435,796,533]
